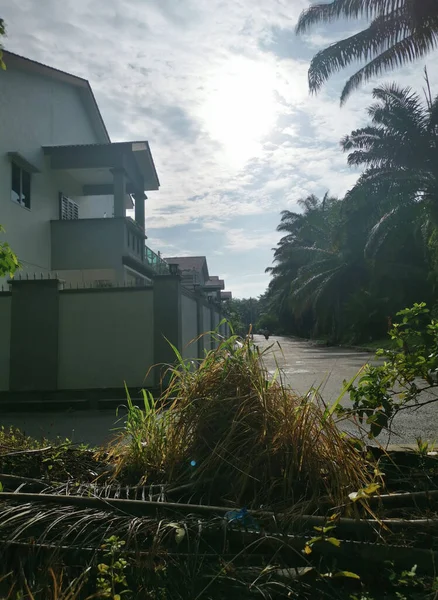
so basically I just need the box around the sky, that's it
[3,0,438,297]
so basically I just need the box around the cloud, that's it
[225,228,282,252]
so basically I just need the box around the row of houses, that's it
[0,51,232,398]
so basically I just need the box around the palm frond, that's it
[296,0,396,34]
[340,30,438,103]
[297,0,438,100]
[307,11,409,94]
[364,201,425,258]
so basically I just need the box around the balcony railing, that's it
[145,245,169,275]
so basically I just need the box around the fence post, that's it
[153,274,182,385]
[195,293,204,357]
[9,278,61,391]
[210,302,215,350]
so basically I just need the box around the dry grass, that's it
[103,334,372,511]
[0,567,93,600]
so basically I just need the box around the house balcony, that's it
[51,217,169,281]
[43,140,160,229]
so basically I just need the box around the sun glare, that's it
[199,56,279,165]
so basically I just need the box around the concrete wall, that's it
[0,295,11,391]
[0,64,102,285]
[181,292,198,360]
[9,280,59,391]
[0,274,229,393]
[153,277,182,376]
[58,288,154,389]
[51,218,125,273]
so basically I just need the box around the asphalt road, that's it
[1,336,437,446]
[256,334,438,446]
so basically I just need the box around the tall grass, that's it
[104,334,371,511]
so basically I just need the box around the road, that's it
[1,336,437,446]
[257,334,438,445]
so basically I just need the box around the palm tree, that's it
[341,82,438,248]
[296,0,438,103]
[340,82,436,315]
[266,193,368,340]
[266,182,431,341]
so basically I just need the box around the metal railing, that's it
[145,245,169,275]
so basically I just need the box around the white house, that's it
[0,51,231,396]
[0,51,163,288]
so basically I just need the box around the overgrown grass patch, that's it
[103,335,372,512]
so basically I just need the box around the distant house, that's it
[165,256,230,301]
[0,52,230,396]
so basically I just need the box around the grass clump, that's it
[105,335,372,511]
[0,426,102,484]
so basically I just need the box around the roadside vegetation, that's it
[257,78,438,345]
[0,327,438,599]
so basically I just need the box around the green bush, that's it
[341,303,438,438]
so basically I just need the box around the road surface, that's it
[257,334,438,446]
[1,336,437,446]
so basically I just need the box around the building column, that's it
[210,302,215,350]
[112,168,126,218]
[134,192,146,230]
[153,274,182,385]
[196,294,204,357]
[9,278,60,391]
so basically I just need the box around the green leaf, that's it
[98,563,109,573]
[362,482,381,496]
[175,527,185,544]
[313,525,336,533]
[333,571,360,580]
[326,537,341,547]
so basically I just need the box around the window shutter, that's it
[60,195,79,220]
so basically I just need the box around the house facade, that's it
[0,51,165,288]
[0,52,231,397]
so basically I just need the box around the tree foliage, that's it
[0,18,6,70]
[296,0,438,103]
[0,226,19,278]
[265,83,438,344]
[224,297,261,336]
[341,303,438,437]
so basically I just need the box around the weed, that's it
[104,334,372,511]
[96,536,130,599]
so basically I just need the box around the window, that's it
[60,195,79,220]
[11,163,31,209]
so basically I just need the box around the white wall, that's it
[79,196,114,219]
[181,292,198,360]
[58,289,154,389]
[57,269,119,287]
[0,66,102,285]
[79,195,133,220]
[0,295,11,391]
